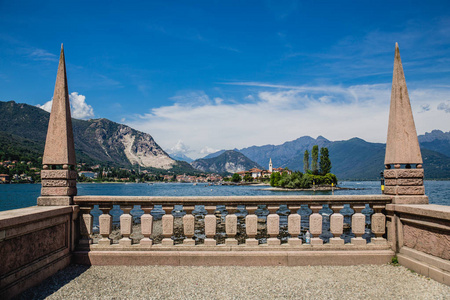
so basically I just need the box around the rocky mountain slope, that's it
[191,150,262,174]
[0,101,175,169]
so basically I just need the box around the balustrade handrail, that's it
[73,195,393,206]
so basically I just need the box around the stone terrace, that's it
[19,265,450,299]
[1,43,449,299]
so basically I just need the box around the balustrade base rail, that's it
[73,249,395,266]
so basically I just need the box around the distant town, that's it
[0,158,291,184]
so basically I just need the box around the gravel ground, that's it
[19,264,449,299]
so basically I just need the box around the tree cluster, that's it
[303,146,332,175]
[270,171,337,189]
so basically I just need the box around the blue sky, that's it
[1,1,449,158]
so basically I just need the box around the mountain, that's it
[0,100,180,170]
[418,130,450,158]
[191,150,262,174]
[206,135,450,180]
[169,153,194,163]
[239,136,331,170]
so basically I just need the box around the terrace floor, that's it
[19,264,450,299]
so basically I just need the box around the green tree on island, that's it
[303,150,309,173]
[319,147,332,175]
[231,173,241,183]
[311,145,319,174]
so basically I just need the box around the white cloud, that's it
[126,83,450,159]
[169,140,191,154]
[36,99,53,112]
[200,146,218,155]
[419,104,431,113]
[437,101,450,113]
[37,92,95,120]
[28,48,57,62]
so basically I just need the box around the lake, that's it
[1,181,449,212]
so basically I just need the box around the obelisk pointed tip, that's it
[42,45,76,166]
[385,43,423,166]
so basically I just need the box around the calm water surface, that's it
[0,181,449,212]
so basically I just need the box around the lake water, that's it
[1,181,449,212]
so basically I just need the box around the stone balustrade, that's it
[73,195,392,248]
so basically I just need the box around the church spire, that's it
[42,44,76,166]
[384,43,422,166]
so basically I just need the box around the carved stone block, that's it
[311,238,323,245]
[267,214,279,236]
[397,186,425,195]
[41,170,77,179]
[329,237,345,245]
[80,213,93,235]
[141,214,153,236]
[245,214,258,237]
[162,214,174,237]
[371,213,386,235]
[120,214,132,236]
[309,213,322,236]
[183,214,195,236]
[330,213,344,235]
[246,238,259,246]
[384,169,397,179]
[41,186,77,196]
[351,237,366,245]
[267,237,281,246]
[99,214,112,236]
[288,214,301,236]
[384,186,397,195]
[204,215,216,237]
[41,179,76,187]
[225,214,237,236]
[352,213,366,236]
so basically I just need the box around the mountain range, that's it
[2,100,449,180]
[0,101,188,171]
[191,150,262,174]
[196,132,450,180]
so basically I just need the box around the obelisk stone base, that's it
[37,196,72,206]
[392,195,428,204]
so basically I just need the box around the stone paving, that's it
[20,264,450,299]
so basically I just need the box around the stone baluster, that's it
[119,205,133,246]
[140,205,153,246]
[371,205,387,244]
[329,205,344,245]
[309,205,323,245]
[245,206,258,246]
[204,206,217,246]
[79,206,93,246]
[267,205,280,246]
[225,206,238,245]
[351,204,366,245]
[288,205,302,246]
[98,204,113,246]
[183,206,196,246]
[162,205,174,246]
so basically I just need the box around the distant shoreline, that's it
[263,186,358,191]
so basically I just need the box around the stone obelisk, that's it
[383,43,428,204]
[38,44,77,206]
